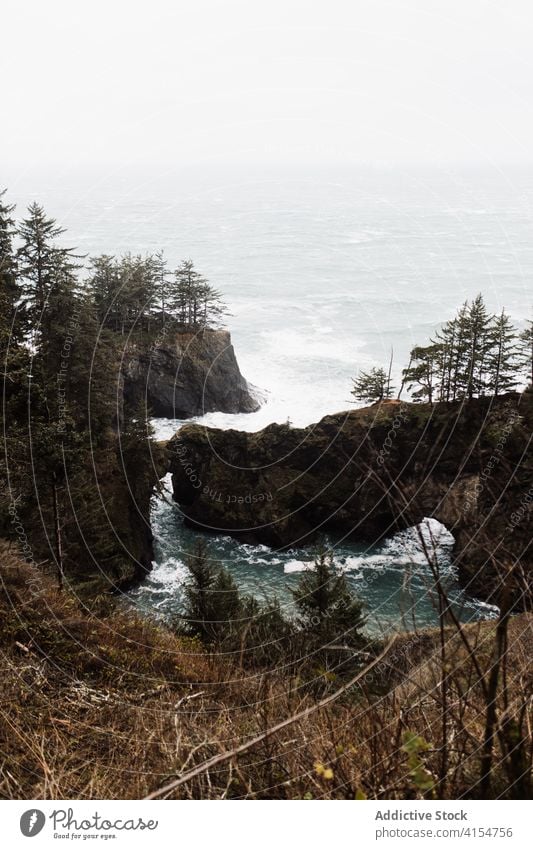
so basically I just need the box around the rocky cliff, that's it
[123,329,258,418]
[168,393,532,606]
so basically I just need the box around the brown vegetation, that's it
[1,542,531,800]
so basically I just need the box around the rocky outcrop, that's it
[105,328,256,587]
[168,393,532,606]
[123,329,258,418]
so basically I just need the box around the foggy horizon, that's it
[3,0,533,179]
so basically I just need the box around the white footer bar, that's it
[2,799,529,849]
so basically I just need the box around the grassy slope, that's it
[1,542,531,800]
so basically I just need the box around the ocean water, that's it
[9,164,530,630]
[128,476,498,636]
[11,163,531,426]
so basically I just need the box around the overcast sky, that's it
[3,0,533,172]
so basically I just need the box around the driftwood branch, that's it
[144,635,397,799]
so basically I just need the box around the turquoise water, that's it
[127,475,499,635]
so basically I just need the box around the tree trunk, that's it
[386,348,393,399]
[52,479,64,590]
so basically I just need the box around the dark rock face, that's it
[106,329,256,589]
[168,393,532,606]
[123,329,259,418]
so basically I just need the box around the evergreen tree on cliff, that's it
[0,188,27,530]
[431,313,461,402]
[87,254,119,329]
[152,250,170,330]
[0,189,19,317]
[0,189,25,371]
[404,296,523,403]
[88,253,157,335]
[13,204,132,588]
[402,344,440,404]
[463,294,492,398]
[19,214,84,587]
[520,319,533,388]
[352,366,394,404]
[485,309,520,396]
[170,260,228,328]
[17,203,82,329]
[119,253,157,335]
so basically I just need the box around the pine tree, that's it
[519,319,533,388]
[209,567,241,640]
[0,188,25,374]
[12,204,84,586]
[464,294,492,398]
[238,595,291,666]
[88,253,157,335]
[169,260,228,328]
[152,250,171,331]
[87,254,120,330]
[120,254,157,335]
[448,301,470,401]
[88,254,228,334]
[291,547,366,650]
[30,252,84,587]
[415,296,517,403]
[182,540,241,642]
[169,260,203,326]
[17,203,82,328]
[402,344,440,404]
[0,188,26,534]
[351,366,394,403]
[197,279,228,328]
[485,309,520,395]
[182,540,216,637]
[432,317,459,402]
[72,299,121,434]
[0,188,19,315]
[40,253,82,380]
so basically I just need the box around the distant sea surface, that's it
[10,164,531,631]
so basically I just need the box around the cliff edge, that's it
[123,328,259,418]
[168,393,532,606]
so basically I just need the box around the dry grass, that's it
[0,542,531,800]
